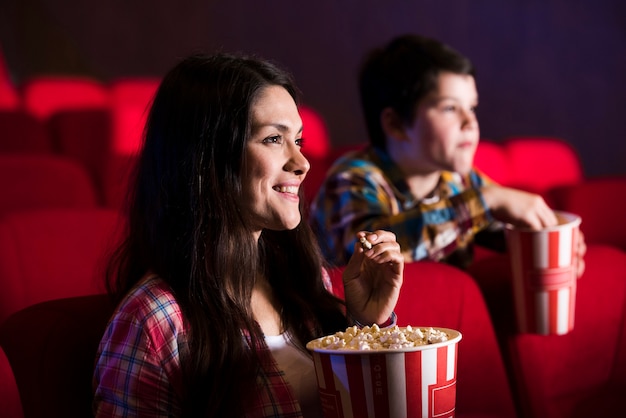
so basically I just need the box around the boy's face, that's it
[397,72,479,176]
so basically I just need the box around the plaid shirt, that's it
[93,274,334,417]
[310,146,495,267]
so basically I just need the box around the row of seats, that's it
[470,136,626,416]
[2,73,626,416]
[1,210,624,417]
[0,75,331,207]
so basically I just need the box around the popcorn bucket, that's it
[505,210,581,335]
[307,327,462,418]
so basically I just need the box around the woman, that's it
[93,53,403,417]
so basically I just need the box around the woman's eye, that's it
[442,105,456,112]
[263,135,282,144]
[295,137,304,147]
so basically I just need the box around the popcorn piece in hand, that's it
[359,236,372,250]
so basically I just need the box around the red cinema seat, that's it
[0,294,115,418]
[0,208,122,324]
[47,109,113,205]
[469,242,626,417]
[0,45,19,110]
[22,76,109,120]
[328,261,517,417]
[299,105,333,203]
[0,110,53,154]
[0,154,98,218]
[474,139,511,185]
[504,136,583,195]
[110,78,159,155]
[299,105,331,160]
[506,245,626,418]
[549,176,626,252]
[474,136,583,201]
[0,345,23,418]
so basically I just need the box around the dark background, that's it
[1,0,624,177]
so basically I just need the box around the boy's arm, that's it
[312,167,493,264]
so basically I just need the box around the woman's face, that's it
[240,85,309,236]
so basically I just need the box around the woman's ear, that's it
[380,107,409,142]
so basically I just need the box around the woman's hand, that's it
[482,185,558,229]
[342,230,404,325]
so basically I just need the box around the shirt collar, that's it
[368,146,417,207]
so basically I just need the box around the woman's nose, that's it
[285,146,310,176]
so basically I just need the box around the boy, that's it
[310,34,559,268]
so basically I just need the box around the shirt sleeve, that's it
[312,164,493,264]
[93,287,185,417]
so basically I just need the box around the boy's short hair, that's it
[358,34,475,149]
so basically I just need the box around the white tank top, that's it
[265,333,323,418]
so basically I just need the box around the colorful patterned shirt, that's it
[310,146,495,267]
[93,274,333,418]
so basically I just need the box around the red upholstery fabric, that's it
[474,139,511,185]
[504,136,583,194]
[328,261,517,417]
[0,45,19,110]
[0,294,115,418]
[109,78,159,154]
[0,208,122,324]
[299,105,331,160]
[549,176,626,252]
[47,109,113,205]
[469,245,626,418]
[22,76,109,120]
[297,105,332,204]
[474,137,583,198]
[0,154,98,217]
[0,345,23,418]
[0,110,53,153]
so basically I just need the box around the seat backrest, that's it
[109,77,159,155]
[47,109,114,205]
[474,136,584,197]
[328,261,517,417]
[0,154,99,218]
[0,45,19,110]
[474,139,511,185]
[299,105,331,160]
[0,294,115,418]
[0,110,54,153]
[0,208,122,324]
[505,136,583,194]
[22,76,109,120]
[0,345,24,418]
[548,176,626,251]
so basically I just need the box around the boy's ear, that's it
[380,107,409,142]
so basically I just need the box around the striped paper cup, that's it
[505,210,581,335]
[306,327,462,418]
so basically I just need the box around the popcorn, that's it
[309,325,449,351]
[359,236,372,250]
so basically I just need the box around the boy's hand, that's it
[482,185,558,229]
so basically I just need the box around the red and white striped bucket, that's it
[506,210,581,335]
[307,328,462,418]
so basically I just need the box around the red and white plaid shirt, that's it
[93,274,331,417]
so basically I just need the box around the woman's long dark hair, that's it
[106,53,347,416]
